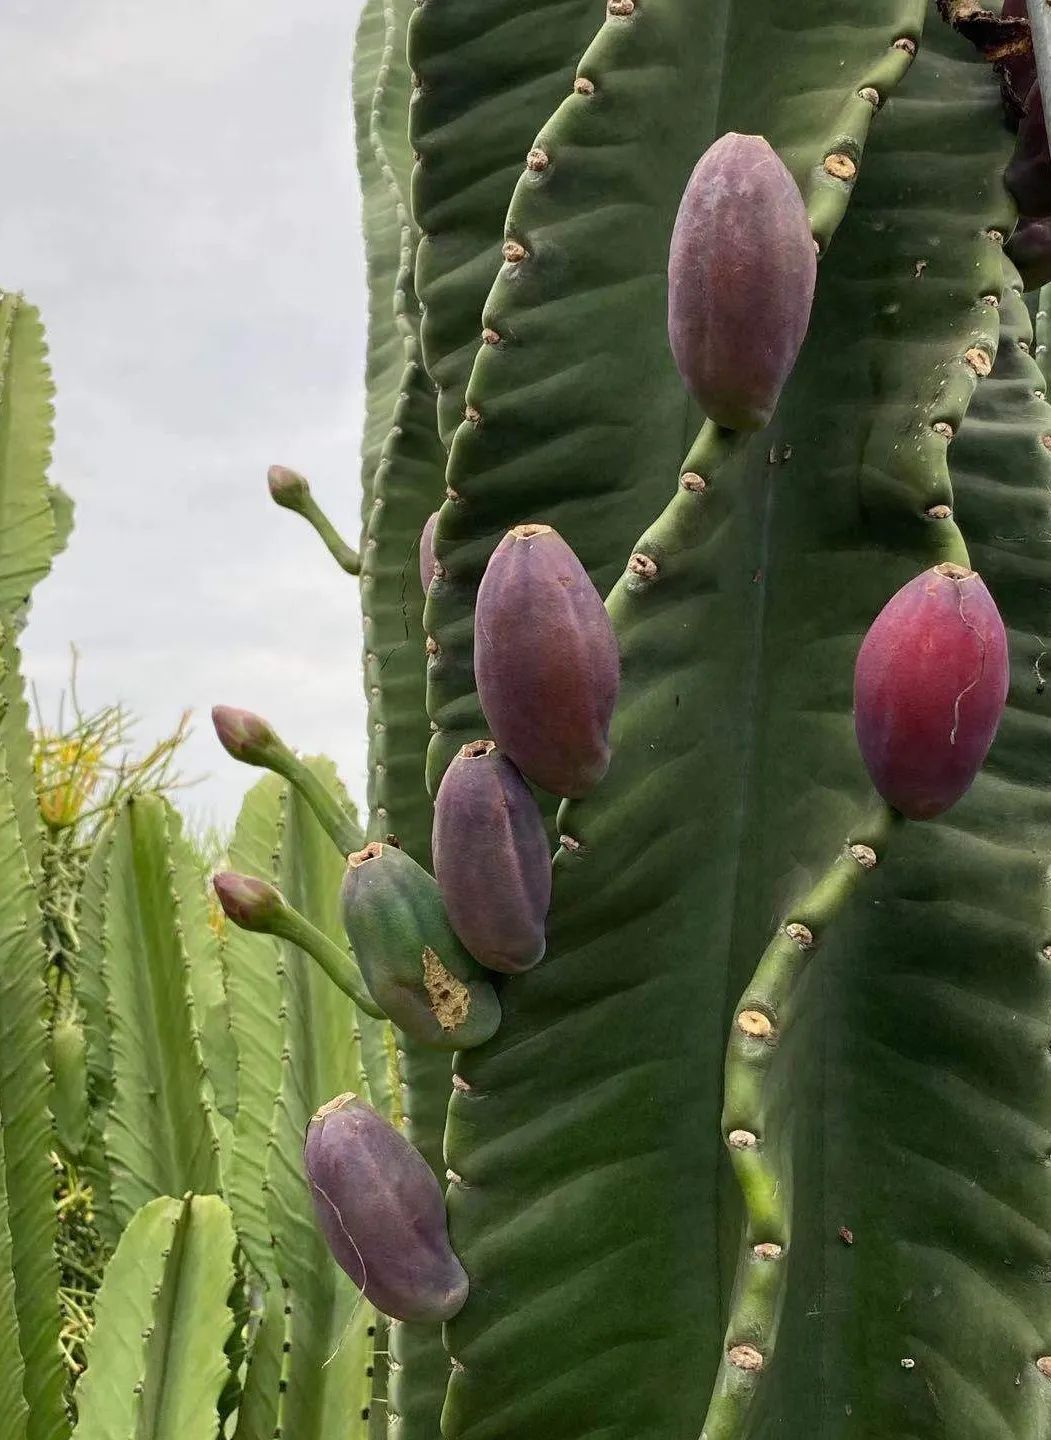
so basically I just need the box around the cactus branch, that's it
[267,466,361,575]
[702,804,902,1438]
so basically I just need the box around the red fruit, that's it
[667,133,816,431]
[420,510,439,594]
[433,741,551,973]
[854,564,1009,820]
[304,1094,468,1323]
[474,525,619,798]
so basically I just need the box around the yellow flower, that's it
[34,732,104,830]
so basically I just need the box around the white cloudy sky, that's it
[1,0,372,832]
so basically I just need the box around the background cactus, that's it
[8,2,1051,1439]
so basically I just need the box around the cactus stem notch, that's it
[823,152,857,181]
[526,148,550,172]
[932,420,954,439]
[481,327,501,345]
[607,0,635,14]
[752,1243,783,1261]
[574,77,595,96]
[728,1129,758,1150]
[502,240,527,264]
[736,1008,774,1039]
[849,843,878,869]
[784,921,814,950]
[628,552,658,580]
[680,472,707,493]
[727,1344,764,1373]
[893,36,917,54]
[559,834,582,853]
[965,347,993,376]
[858,86,880,106]
[926,503,953,520]
[1037,1356,1051,1379]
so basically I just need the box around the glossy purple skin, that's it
[667,133,816,430]
[304,1094,468,1323]
[998,0,1037,113]
[420,511,439,594]
[212,871,282,931]
[433,743,552,973]
[854,565,1009,821]
[475,526,619,798]
[1006,84,1051,218]
[1005,216,1051,289]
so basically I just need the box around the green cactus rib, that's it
[434,8,1038,1440]
[230,1286,284,1440]
[0,1123,30,1440]
[77,796,226,1241]
[1036,284,1051,390]
[702,806,901,1436]
[407,0,603,446]
[354,0,413,516]
[259,767,374,1440]
[0,293,60,617]
[71,1195,236,1440]
[0,745,67,1440]
[0,631,47,885]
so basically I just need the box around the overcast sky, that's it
[1,0,372,834]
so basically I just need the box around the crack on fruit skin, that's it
[422,946,471,1030]
[949,581,988,747]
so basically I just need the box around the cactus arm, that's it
[703,807,900,1435]
[82,797,225,1230]
[0,747,66,1440]
[262,768,374,1440]
[70,1195,236,1440]
[0,293,59,615]
[268,467,361,574]
[407,0,602,445]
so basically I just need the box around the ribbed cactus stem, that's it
[212,705,361,856]
[213,871,383,1018]
[267,464,361,575]
[1026,1,1051,138]
[702,803,902,1438]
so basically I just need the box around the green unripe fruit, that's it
[341,842,501,1050]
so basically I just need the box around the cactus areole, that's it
[304,1094,468,1323]
[667,132,817,430]
[853,563,1009,820]
[474,524,619,798]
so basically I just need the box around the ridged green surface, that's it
[421,6,1051,1439]
[71,1195,235,1440]
[0,632,47,885]
[0,1122,30,1440]
[0,293,59,615]
[77,797,225,1238]
[0,743,67,1440]
[230,1286,284,1440]
[408,0,603,446]
[260,764,373,1440]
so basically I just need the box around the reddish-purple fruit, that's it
[433,740,552,973]
[1006,84,1051,218]
[854,563,1009,820]
[1006,216,1051,289]
[304,1093,468,1323]
[420,511,439,594]
[667,133,816,430]
[475,525,619,798]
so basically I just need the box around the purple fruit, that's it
[667,133,816,431]
[433,740,552,973]
[854,563,1009,821]
[304,1093,468,1323]
[213,871,283,930]
[997,0,1037,116]
[420,511,439,594]
[1006,216,1051,289]
[1006,83,1051,217]
[474,525,619,798]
